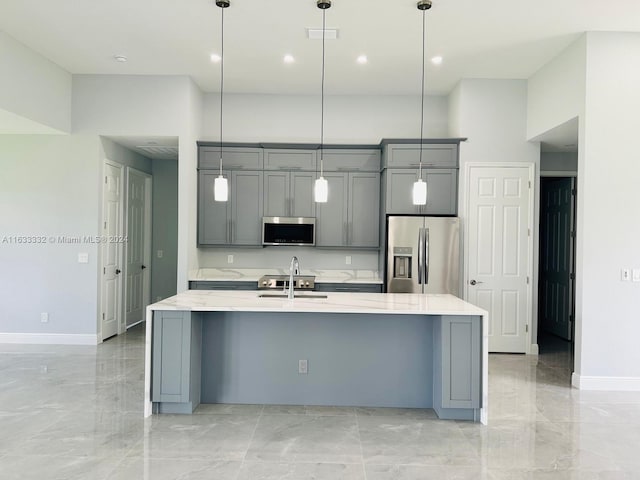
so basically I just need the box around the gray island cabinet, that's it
[144,291,488,424]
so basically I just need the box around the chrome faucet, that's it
[287,256,300,299]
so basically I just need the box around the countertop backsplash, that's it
[197,246,379,272]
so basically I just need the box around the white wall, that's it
[0,33,71,133]
[73,74,202,293]
[202,94,449,143]
[151,160,178,301]
[449,79,540,350]
[541,152,578,173]
[0,135,101,338]
[527,35,587,141]
[574,32,640,385]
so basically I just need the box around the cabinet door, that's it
[385,169,422,214]
[348,172,380,247]
[384,144,458,168]
[263,171,290,217]
[264,149,317,171]
[440,316,481,409]
[199,147,263,170]
[290,172,316,218]
[152,311,191,403]
[198,171,230,245]
[231,171,263,245]
[422,169,457,215]
[315,173,348,247]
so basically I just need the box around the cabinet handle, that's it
[285,166,303,170]
[336,167,352,171]
[229,219,233,243]
[409,163,435,167]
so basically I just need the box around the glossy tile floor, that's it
[2,327,640,479]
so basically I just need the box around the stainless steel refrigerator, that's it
[386,216,461,295]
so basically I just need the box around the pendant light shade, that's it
[412,178,427,205]
[314,0,331,203]
[214,0,230,202]
[413,0,432,206]
[314,176,328,203]
[214,175,228,202]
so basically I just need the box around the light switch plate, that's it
[157,250,163,258]
[622,269,631,281]
[227,255,234,264]
[633,269,640,282]
[77,253,89,264]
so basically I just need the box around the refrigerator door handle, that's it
[424,227,430,285]
[417,228,425,284]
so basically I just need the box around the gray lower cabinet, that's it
[152,311,202,413]
[316,172,380,248]
[198,170,263,246]
[385,168,457,215]
[433,315,481,416]
[263,171,315,217]
[314,283,383,293]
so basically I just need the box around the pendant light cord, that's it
[319,7,326,177]
[418,8,426,179]
[219,6,225,177]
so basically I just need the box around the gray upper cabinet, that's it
[264,171,315,218]
[199,146,263,170]
[385,168,457,215]
[198,170,263,246]
[349,172,380,247]
[264,149,316,171]
[321,149,381,172]
[383,144,458,168]
[230,171,263,245]
[316,173,348,247]
[316,172,380,248]
[199,170,230,245]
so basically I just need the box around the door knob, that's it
[115,269,122,275]
[141,265,147,270]
[470,279,483,285]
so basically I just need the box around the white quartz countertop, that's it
[189,268,383,284]
[148,290,487,317]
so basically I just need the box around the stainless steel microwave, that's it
[262,217,316,246]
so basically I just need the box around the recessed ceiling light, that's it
[431,55,443,65]
[283,54,295,64]
[210,53,221,63]
[113,55,128,63]
[356,55,368,64]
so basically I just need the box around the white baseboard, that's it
[572,373,640,391]
[529,344,539,355]
[0,333,98,346]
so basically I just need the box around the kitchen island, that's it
[144,291,488,423]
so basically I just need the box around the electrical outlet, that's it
[345,255,352,265]
[622,269,631,282]
[633,269,640,282]
[77,253,89,264]
[227,254,234,264]
[157,250,164,258]
[40,312,49,323]
[298,359,308,374]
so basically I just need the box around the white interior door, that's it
[126,168,151,328]
[101,161,123,341]
[466,164,533,353]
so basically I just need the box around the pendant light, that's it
[214,0,230,202]
[314,0,331,203]
[412,0,432,206]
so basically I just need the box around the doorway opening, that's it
[537,176,576,376]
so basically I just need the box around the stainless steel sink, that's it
[257,293,328,299]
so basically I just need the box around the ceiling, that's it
[2,0,640,96]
